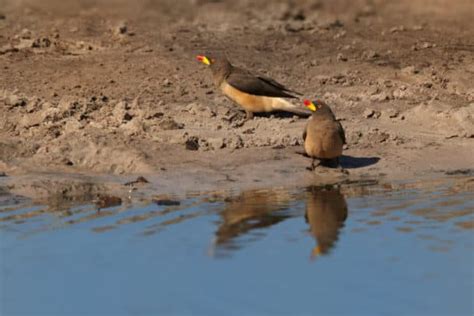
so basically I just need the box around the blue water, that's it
[1,178,473,316]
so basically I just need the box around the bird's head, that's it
[304,99,336,118]
[303,99,318,112]
[196,55,213,66]
[196,54,232,85]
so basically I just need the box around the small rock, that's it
[322,19,344,29]
[0,172,7,177]
[19,28,32,39]
[363,108,380,119]
[393,87,412,99]
[63,159,74,166]
[207,138,225,150]
[401,66,419,75]
[114,21,128,35]
[123,112,134,121]
[368,129,390,143]
[363,109,374,118]
[146,111,164,119]
[370,92,391,102]
[6,94,27,107]
[333,30,346,39]
[225,134,244,150]
[422,82,433,89]
[32,37,51,48]
[242,128,255,134]
[162,78,171,87]
[285,21,304,33]
[0,13,5,20]
[382,109,399,119]
[16,39,34,49]
[185,136,199,151]
[185,102,216,117]
[336,53,347,62]
[421,42,433,49]
[159,118,184,130]
[364,50,379,60]
[389,25,405,33]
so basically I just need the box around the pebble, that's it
[336,53,347,62]
[285,21,304,33]
[389,25,405,33]
[382,109,399,119]
[185,136,199,151]
[114,21,128,35]
[370,92,391,102]
[162,78,171,87]
[364,50,379,60]
[159,118,184,130]
[363,109,375,118]
[207,137,225,150]
[401,66,419,75]
[6,94,27,107]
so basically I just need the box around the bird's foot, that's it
[245,111,254,121]
[306,159,321,171]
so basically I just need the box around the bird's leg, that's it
[310,158,321,171]
[336,157,349,174]
[245,111,254,121]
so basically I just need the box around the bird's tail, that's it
[271,98,312,117]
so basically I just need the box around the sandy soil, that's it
[0,0,473,190]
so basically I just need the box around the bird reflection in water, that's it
[305,186,348,260]
[210,189,295,255]
[210,186,348,259]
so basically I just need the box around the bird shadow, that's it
[256,111,309,119]
[339,155,380,169]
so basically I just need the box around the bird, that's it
[302,99,346,169]
[305,186,348,259]
[196,54,311,120]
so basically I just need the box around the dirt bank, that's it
[1,0,473,188]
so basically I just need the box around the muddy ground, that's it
[0,0,473,192]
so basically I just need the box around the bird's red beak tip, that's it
[303,99,311,106]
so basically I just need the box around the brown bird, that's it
[196,54,311,119]
[305,186,348,260]
[302,99,346,169]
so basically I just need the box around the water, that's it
[1,177,473,315]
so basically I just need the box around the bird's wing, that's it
[337,121,346,145]
[302,125,308,141]
[226,68,298,98]
[257,75,302,96]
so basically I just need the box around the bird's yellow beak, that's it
[311,245,321,260]
[304,100,317,112]
[196,55,211,66]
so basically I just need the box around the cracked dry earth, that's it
[0,0,473,190]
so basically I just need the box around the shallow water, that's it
[1,176,473,315]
